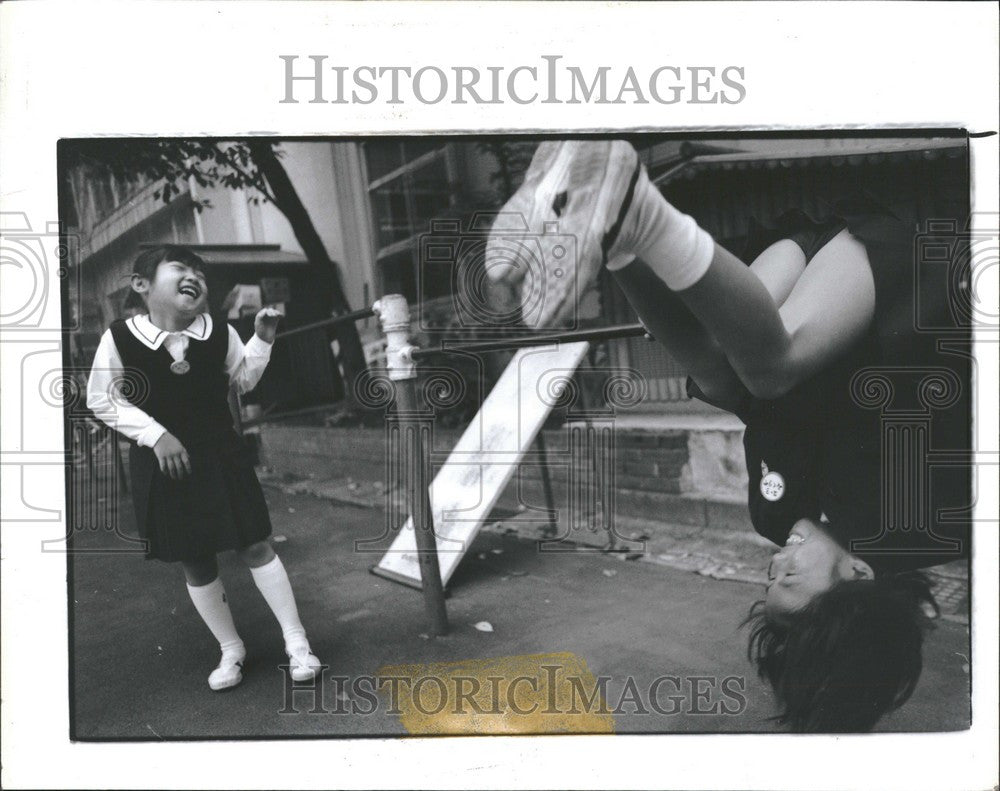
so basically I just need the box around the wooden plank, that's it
[374,342,590,587]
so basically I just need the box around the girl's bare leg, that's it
[611,260,744,412]
[613,237,823,411]
[182,555,219,586]
[674,229,875,399]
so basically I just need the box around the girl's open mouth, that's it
[179,284,201,298]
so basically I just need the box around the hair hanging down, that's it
[746,572,939,733]
[124,245,208,311]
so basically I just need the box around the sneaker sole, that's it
[492,140,640,328]
[209,671,244,692]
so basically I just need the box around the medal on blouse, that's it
[170,359,190,375]
[759,460,785,502]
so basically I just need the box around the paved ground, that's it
[69,483,971,740]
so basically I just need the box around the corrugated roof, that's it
[653,138,967,185]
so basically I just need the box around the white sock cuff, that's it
[219,638,246,658]
[249,554,284,581]
[662,214,714,291]
[619,176,715,290]
[187,576,224,597]
[644,208,714,290]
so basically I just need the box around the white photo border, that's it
[1,2,997,790]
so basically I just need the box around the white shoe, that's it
[208,649,245,691]
[487,140,642,328]
[287,644,322,682]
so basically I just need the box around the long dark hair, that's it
[745,572,938,732]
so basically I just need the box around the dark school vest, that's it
[736,208,971,574]
[108,317,234,447]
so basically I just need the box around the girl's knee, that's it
[239,540,275,568]
[743,372,795,401]
[182,556,219,586]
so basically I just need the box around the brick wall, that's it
[258,423,751,532]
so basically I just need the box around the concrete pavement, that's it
[69,483,971,739]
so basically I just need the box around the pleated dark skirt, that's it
[129,430,272,562]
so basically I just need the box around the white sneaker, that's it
[486,140,643,328]
[208,649,245,691]
[287,644,322,682]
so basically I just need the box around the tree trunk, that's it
[247,141,368,398]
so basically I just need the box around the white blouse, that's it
[86,313,272,448]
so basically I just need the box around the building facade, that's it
[64,135,968,418]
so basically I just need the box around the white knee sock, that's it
[250,556,308,651]
[606,169,715,291]
[186,578,245,659]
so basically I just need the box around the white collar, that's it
[126,313,213,350]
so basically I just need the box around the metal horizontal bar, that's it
[274,307,376,341]
[409,323,650,358]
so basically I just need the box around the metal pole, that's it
[274,306,377,341]
[534,430,559,538]
[373,295,449,636]
[409,322,649,359]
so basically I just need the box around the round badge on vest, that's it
[760,461,785,502]
[169,359,191,375]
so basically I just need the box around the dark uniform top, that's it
[692,201,972,576]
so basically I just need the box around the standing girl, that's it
[87,245,322,691]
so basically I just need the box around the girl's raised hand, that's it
[254,307,284,344]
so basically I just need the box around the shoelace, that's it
[216,654,244,671]
[287,648,315,668]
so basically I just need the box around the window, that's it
[363,141,457,302]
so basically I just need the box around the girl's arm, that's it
[225,318,276,395]
[86,329,168,448]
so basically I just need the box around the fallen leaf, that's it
[602,569,617,577]
[273,535,288,543]
[287,507,296,513]
[473,621,494,633]
[491,549,504,555]
[418,633,430,640]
